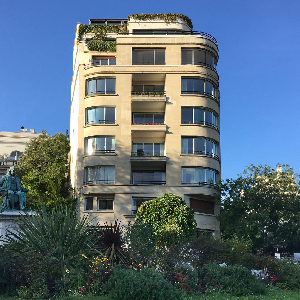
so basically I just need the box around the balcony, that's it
[131,171,166,185]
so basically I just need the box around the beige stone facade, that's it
[0,129,40,178]
[70,15,221,235]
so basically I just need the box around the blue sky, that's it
[0,0,299,180]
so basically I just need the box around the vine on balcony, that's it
[87,40,116,52]
[128,13,193,29]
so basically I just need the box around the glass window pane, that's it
[144,143,153,156]
[154,85,164,92]
[133,113,144,124]
[94,137,104,152]
[109,58,116,65]
[144,85,154,92]
[194,79,204,94]
[155,49,165,65]
[154,143,164,156]
[87,138,94,155]
[96,79,105,94]
[132,85,143,92]
[181,49,193,64]
[194,49,205,65]
[144,50,154,64]
[182,138,188,154]
[206,170,216,184]
[181,107,193,124]
[197,168,205,184]
[194,108,205,124]
[205,81,214,97]
[106,78,115,94]
[98,199,113,210]
[132,50,140,64]
[100,59,108,65]
[87,79,96,95]
[154,114,164,123]
[106,137,113,151]
[144,114,153,123]
[95,107,104,124]
[93,59,100,66]
[105,107,115,124]
[105,167,115,183]
[87,109,95,124]
[205,111,213,126]
[206,53,215,68]
[85,198,93,210]
[194,138,205,154]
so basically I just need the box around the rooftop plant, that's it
[128,13,193,29]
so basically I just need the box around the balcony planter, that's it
[137,149,144,157]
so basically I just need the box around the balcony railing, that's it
[131,91,165,96]
[131,180,166,185]
[86,120,116,125]
[87,150,115,154]
[84,179,115,185]
[131,151,165,157]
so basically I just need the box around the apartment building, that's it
[0,128,40,178]
[70,14,220,235]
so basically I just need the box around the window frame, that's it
[85,77,116,96]
[132,171,166,185]
[84,166,115,185]
[84,136,115,155]
[97,198,114,210]
[85,106,116,125]
[181,167,216,185]
[132,197,156,215]
[132,113,165,124]
[181,77,216,98]
[181,48,216,69]
[181,137,217,157]
[85,197,94,211]
[92,56,116,66]
[181,107,217,128]
[132,48,165,65]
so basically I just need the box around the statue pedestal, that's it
[0,211,34,245]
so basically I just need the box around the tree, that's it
[135,193,196,246]
[16,131,74,209]
[218,164,300,253]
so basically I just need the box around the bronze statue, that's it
[0,166,28,211]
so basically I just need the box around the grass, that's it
[0,288,298,300]
[185,288,300,299]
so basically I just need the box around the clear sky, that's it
[0,0,299,180]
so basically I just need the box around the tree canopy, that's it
[16,131,74,209]
[218,164,300,253]
[135,193,196,245]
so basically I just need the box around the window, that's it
[132,197,155,215]
[132,113,164,124]
[190,198,214,214]
[182,137,216,157]
[181,78,216,98]
[85,197,93,210]
[132,171,166,185]
[86,78,115,95]
[92,56,116,66]
[181,48,215,69]
[132,143,164,156]
[10,151,21,160]
[86,107,115,125]
[132,85,164,94]
[85,137,115,155]
[84,166,115,184]
[181,107,217,128]
[132,48,165,65]
[182,168,216,185]
[97,198,113,210]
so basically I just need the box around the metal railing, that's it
[84,179,115,185]
[86,120,116,125]
[131,91,166,96]
[131,180,166,185]
[131,151,165,157]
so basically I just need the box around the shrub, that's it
[203,262,267,296]
[102,265,184,300]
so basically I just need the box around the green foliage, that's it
[135,193,196,246]
[128,13,193,29]
[219,164,300,253]
[87,40,116,52]
[203,262,267,296]
[102,265,184,300]
[16,131,74,209]
[125,222,155,266]
[5,206,94,296]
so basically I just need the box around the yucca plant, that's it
[4,206,95,296]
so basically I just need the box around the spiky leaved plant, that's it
[4,205,95,296]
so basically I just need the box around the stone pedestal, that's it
[0,211,34,245]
